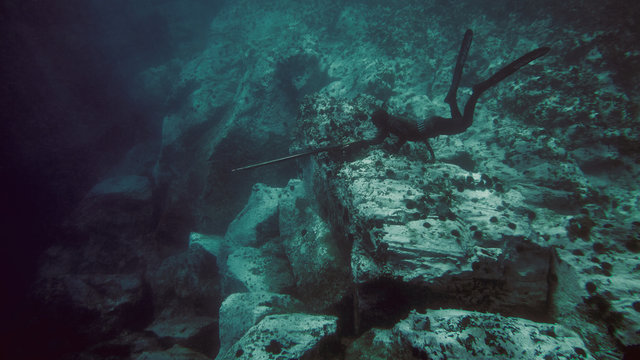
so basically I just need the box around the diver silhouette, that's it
[370,29,550,159]
[231,29,550,172]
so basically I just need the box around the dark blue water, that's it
[1,0,224,358]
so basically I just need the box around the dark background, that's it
[0,0,223,351]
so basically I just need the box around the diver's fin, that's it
[444,29,473,106]
[461,46,550,127]
[472,46,550,94]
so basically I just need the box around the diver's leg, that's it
[425,140,436,161]
[461,46,550,126]
[444,29,473,122]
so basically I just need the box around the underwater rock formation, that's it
[26,0,640,359]
[218,313,338,360]
[348,310,593,359]
[216,292,303,359]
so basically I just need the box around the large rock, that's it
[348,310,594,359]
[398,310,594,359]
[189,232,224,259]
[292,93,575,331]
[224,183,282,248]
[329,152,553,328]
[147,241,221,355]
[146,316,218,357]
[32,273,152,349]
[150,243,220,318]
[216,292,303,359]
[73,175,154,236]
[136,344,210,360]
[226,246,295,293]
[218,313,338,360]
[278,179,351,309]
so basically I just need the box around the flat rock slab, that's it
[219,313,338,360]
[395,310,594,360]
[136,345,210,360]
[225,183,282,248]
[146,316,217,356]
[226,246,295,293]
[217,292,303,359]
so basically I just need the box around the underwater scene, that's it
[2,0,640,359]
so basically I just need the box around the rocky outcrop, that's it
[296,95,555,330]
[347,310,594,359]
[218,313,338,360]
[149,243,220,318]
[29,1,640,359]
[32,272,153,355]
[135,345,211,360]
[226,246,295,293]
[146,242,221,356]
[216,292,303,359]
[73,175,154,236]
[224,184,281,249]
[278,179,351,309]
[145,316,217,357]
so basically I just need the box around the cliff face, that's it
[26,0,640,359]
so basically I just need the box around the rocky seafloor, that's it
[33,0,639,359]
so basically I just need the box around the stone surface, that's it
[305,130,555,326]
[226,246,295,293]
[189,232,224,259]
[278,179,351,309]
[150,243,220,318]
[146,241,221,355]
[72,175,154,237]
[218,313,338,360]
[146,316,218,357]
[29,1,640,359]
[345,328,410,360]
[216,292,303,359]
[224,183,282,248]
[347,310,596,359]
[32,273,152,345]
[136,344,210,360]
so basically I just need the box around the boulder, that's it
[330,155,552,328]
[279,179,351,309]
[146,316,218,357]
[224,183,282,248]
[216,292,303,359]
[218,313,338,360]
[150,242,220,318]
[72,175,153,236]
[146,240,221,355]
[348,309,594,359]
[291,93,562,331]
[33,273,152,347]
[394,310,594,359]
[226,246,295,293]
[136,344,210,360]
[345,327,409,360]
[189,232,224,259]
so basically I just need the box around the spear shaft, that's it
[231,140,366,172]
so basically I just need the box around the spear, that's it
[231,139,368,172]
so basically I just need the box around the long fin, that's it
[462,46,550,125]
[444,29,473,107]
[472,46,550,93]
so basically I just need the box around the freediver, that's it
[369,29,550,159]
[231,29,549,172]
